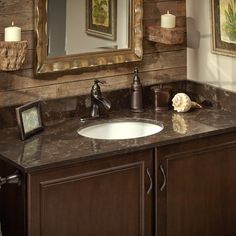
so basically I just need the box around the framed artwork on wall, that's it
[86,0,117,41]
[16,101,44,140]
[211,0,236,57]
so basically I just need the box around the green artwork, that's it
[221,0,236,42]
[22,107,40,133]
[223,0,236,40]
[92,0,109,27]
[211,0,236,57]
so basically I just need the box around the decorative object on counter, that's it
[172,114,188,134]
[4,21,21,42]
[172,93,202,113]
[130,67,144,113]
[146,25,185,45]
[153,85,172,111]
[0,40,28,71]
[80,80,111,122]
[16,101,44,140]
[211,0,236,57]
[161,10,176,29]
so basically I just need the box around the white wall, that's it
[187,0,236,92]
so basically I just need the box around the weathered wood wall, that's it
[0,0,186,108]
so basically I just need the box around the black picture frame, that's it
[16,101,44,140]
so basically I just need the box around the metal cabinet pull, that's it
[160,165,166,191]
[146,168,153,195]
[0,173,21,190]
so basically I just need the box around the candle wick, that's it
[11,21,15,26]
[167,10,170,14]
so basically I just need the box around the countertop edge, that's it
[6,125,236,173]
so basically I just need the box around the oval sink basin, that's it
[78,119,163,140]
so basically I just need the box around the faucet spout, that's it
[94,96,111,110]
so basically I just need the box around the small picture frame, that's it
[16,101,43,140]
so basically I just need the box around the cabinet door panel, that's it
[41,164,142,236]
[28,150,154,236]
[158,142,236,236]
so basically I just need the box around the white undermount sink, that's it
[78,119,163,140]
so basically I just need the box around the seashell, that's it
[172,93,202,113]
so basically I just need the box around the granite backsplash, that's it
[0,80,235,129]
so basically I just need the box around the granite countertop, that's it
[0,108,236,173]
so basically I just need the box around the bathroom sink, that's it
[78,119,163,140]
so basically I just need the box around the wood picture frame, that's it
[211,0,236,57]
[36,0,143,74]
[86,0,117,40]
[16,101,44,140]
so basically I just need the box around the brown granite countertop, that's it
[0,108,236,173]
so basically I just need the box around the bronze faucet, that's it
[80,80,111,122]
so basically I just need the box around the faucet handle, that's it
[91,80,105,97]
[92,80,106,95]
[94,79,106,85]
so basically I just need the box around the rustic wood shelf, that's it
[0,40,28,71]
[146,25,186,45]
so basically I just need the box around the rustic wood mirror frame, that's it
[35,0,143,74]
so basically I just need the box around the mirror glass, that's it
[36,0,143,74]
[48,0,129,57]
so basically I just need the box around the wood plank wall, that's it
[0,0,186,108]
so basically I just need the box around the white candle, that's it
[4,21,21,42]
[161,11,176,29]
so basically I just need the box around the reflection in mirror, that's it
[36,0,143,74]
[48,0,129,57]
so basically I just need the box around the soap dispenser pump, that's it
[130,67,144,112]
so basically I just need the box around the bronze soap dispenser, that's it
[130,67,144,112]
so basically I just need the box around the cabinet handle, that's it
[0,173,21,190]
[160,165,166,191]
[146,168,153,195]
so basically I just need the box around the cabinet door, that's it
[28,149,154,236]
[156,137,236,236]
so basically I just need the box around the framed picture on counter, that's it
[86,0,117,40]
[16,101,44,140]
[211,0,236,57]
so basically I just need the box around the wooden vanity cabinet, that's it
[155,132,236,236]
[2,132,236,236]
[27,149,154,236]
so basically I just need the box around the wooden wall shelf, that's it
[146,25,186,45]
[0,40,28,71]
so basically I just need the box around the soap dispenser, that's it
[130,67,144,112]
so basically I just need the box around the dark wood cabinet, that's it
[1,132,236,236]
[27,149,154,236]
[156,132,236,236]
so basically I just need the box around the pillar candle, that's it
[161,11,176,29]
[4,21,21,42]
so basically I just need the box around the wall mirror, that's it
[35,0,143,74]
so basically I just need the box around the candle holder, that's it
[0,40,28,71]
[146,25,185,45]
